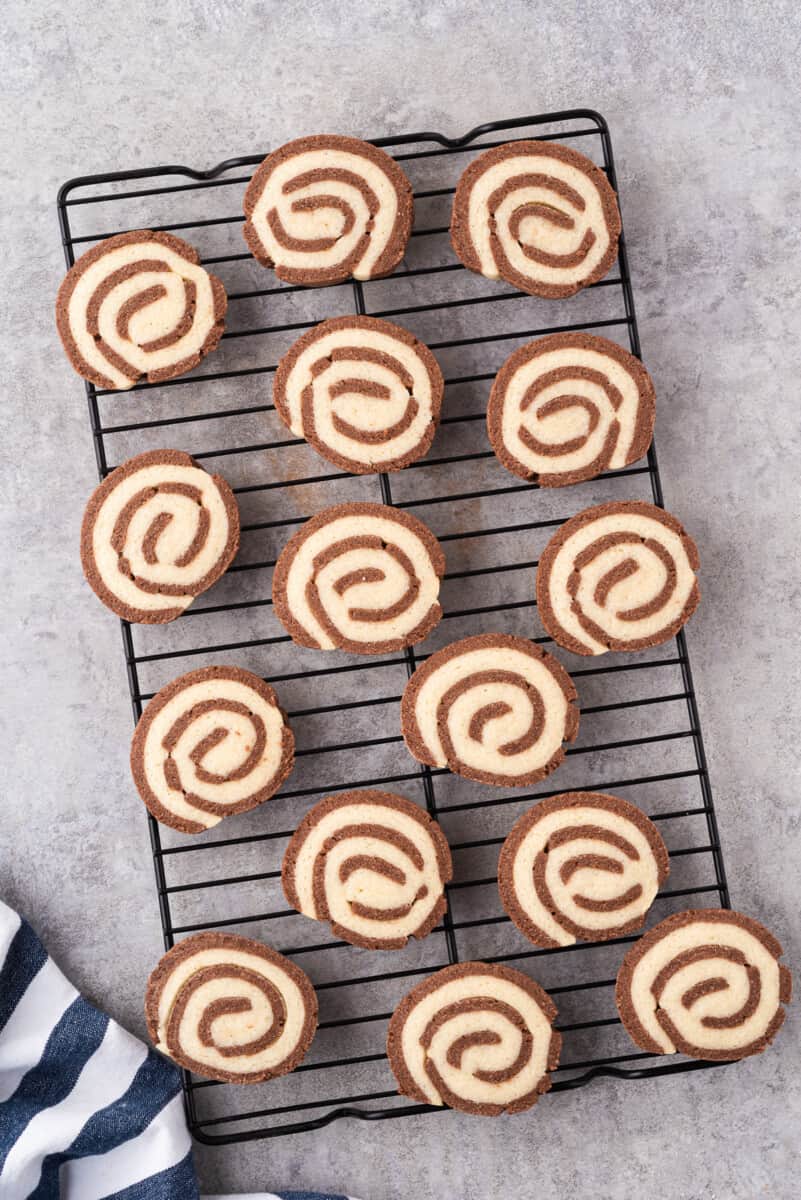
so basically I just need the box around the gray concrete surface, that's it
[1,1,799,1197]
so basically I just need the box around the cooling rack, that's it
[57,109,731,1143]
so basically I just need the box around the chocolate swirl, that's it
[131,666,294,834]
[274,316,443,474]
[272,502,445,654]
[243,134,413,285]
[387,962,561,1115]
[80,449,240,623]
[145,932,318,1083]
[488,333,655,486]
[498,792,669,948]
[536,500,701,656]
[282,790,452,950]
[56,230,226,390]
[616,909,792,1061]
[450,140,621,298]
[401,634,579,786]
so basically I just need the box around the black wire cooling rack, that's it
[57,109,732,1143]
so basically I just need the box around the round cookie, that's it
[401,633,579,787]
[536,500,700,656]
[80,449,240,624]
[282,790,452,950]
[145,932,317,1084]
[450,139,621,298]
[616,909,792,1061]
[273,316,443,474]
[387,961,561,1115]
[272,502,445,653]
[487,333,655,487]
[243,134,413,285]
[56,230,227,390]
[131,666,295,834]
[498,791,669,948]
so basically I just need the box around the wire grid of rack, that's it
[58,109,731,1144]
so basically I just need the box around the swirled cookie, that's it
[56,230,226,390]
[272,503,445,653]
[243,134,413,285]
[401,634,579,786]
[498,792,669,948]
[131,666,294,834]
[616,909,792,1061]
[282,790,452,950]
[387,961,561,1115]
[273,316,443,474]
[536,501,700,655]
[488,333,655,486]
[450,140,621,298]
[80,449,239,623]
[145,932,317,1083]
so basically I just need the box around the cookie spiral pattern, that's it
[145,933,318,1083]
[282,790,452,950]
[131,666,294,834]
[80,449,240,623]
[56,230,227,390]
[274,316,443,474]
[450,140,621,298]
[536,501,701,656]
[243,134,413,285]
[387,962,561,1115]
[498,792,669,948]
[616,909,792,1061]
[272,503,445,653]
[488,333,655,486]
[401,634,579,786]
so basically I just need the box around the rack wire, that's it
[57,109,731,1143]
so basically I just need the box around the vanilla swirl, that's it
[401,634,578,786]
[282,790,452,950]
[274,316,443,474]
[80,449,240,624]
[536,500,700,656]
[488,333,655,486]
[451,140,621,298]
[243,134,413,285]
[272,503,444,653]
[131,666,294,834]
[499,792,669,948]
[387,962,561,1115]
[145,933,317,1083]
[56,230,226,390]
[616,909,792,1061]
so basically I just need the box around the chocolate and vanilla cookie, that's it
[282,790,452,950]
[401,634,579,786]
[145,932,317,1083]
[272,503,444,653]
[387,961,561,1115]
[488,333,655,486]
[273,316,443,474]
[243,134,413,285]
[498,792,669,948]
[536,500,700,656]
[450,140,621,298]
[80,449,240,623]
[616,909,792,1061]
[56,231,226,390]
[131,666,294,834]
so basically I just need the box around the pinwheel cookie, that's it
[243,134,413,285]
[536,500,700,655]
[273,316,443,474]
[56,230,226,389]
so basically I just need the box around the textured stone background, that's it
[1,2,799,1197]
